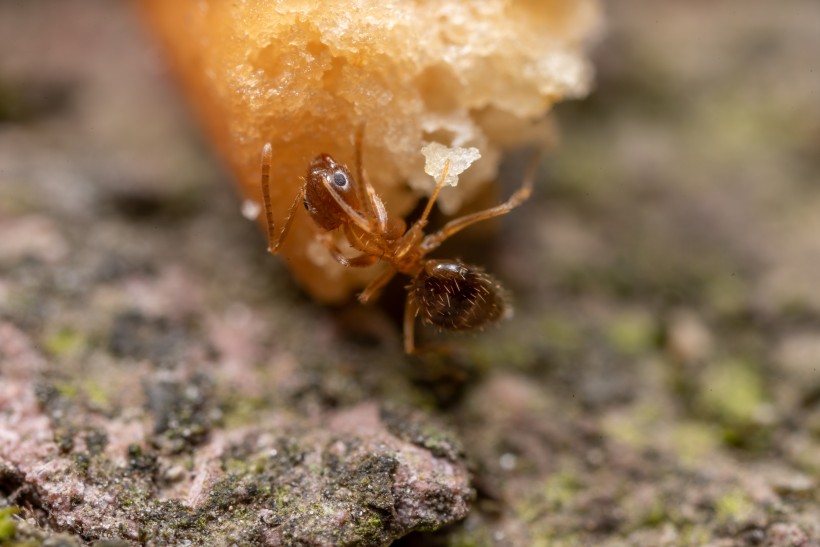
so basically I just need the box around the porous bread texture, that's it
[139,0,601,302]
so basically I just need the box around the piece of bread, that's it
[138,0,601,302]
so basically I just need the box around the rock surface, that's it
[1,0,820,546]
[1,346,471,546]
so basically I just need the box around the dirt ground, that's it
[1,1,818,546]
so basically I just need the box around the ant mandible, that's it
[260,126,534,354]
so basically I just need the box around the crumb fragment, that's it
[421,142,481,190]
[240,199,260,221]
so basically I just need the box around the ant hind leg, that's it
[402,292,462,356]
[403,292,418,354]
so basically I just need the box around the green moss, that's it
[471,335,539,372]
[446,529,494,547]
[83,381,111,408]
[126,444,158,475]
[705,273,749,317]
[548,136,618,204]
[380,405,463,462]
[144,376,214,453]
[789,438,820,476]
[447,536,481,547]
[543,469,582,511]
[55,382,79,399]
[699,358,766,424]
[604,310,656,355]
[218,395,269,429]
[679,524,712,545]
[714,489,755,523]
[42,327,85,357]
[641,500,668,527]
[53,426,76,454]
[359,514,383,535]
[222,456,259,476]
[517,467,583,526]
[271,486,292,510]
[0,506,18,542]
[670,421,720,464]
[602,404,662,449]
[532,531,584,547]
[83,430,109,456]
[540,316,582,354]
[73,452,91,474]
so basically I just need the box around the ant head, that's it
[411,259,508,331]
[305,154,361,231]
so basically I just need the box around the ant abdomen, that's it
[412,259,507,331]
[304,154,360,231]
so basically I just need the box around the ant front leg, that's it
[420,153,538,253]
[260,143,304,254]
[316,232,381,268]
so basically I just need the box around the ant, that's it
[260,127,534,354]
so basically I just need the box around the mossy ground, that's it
[1,0,819,546]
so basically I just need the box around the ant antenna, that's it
[354,123,388,232]
[260,143,304,254]
[418,159,451,225]
[260,143,276,252]
[353,124,370,215]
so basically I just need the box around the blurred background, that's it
[1,1,818,545]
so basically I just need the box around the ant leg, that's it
[353,123,372,217]
[355,124,392,233]
[389,159,452,258]
[420,153,539,253]
[401,294,454,355]
[354,123,391,233]
[316,127,396,238]
[260,143,275,247]
[403,292,418,354]
[261,143,305,254]
[317,232,381,268]
[358,267,397,304]
[269,187,304,253]
[418,159,451,226]
[318,175,380,235]
[363,177,389,234]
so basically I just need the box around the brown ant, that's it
[260,127,534,353]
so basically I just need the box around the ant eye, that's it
[333,171,349,188]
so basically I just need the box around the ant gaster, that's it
[260,127,534,353]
